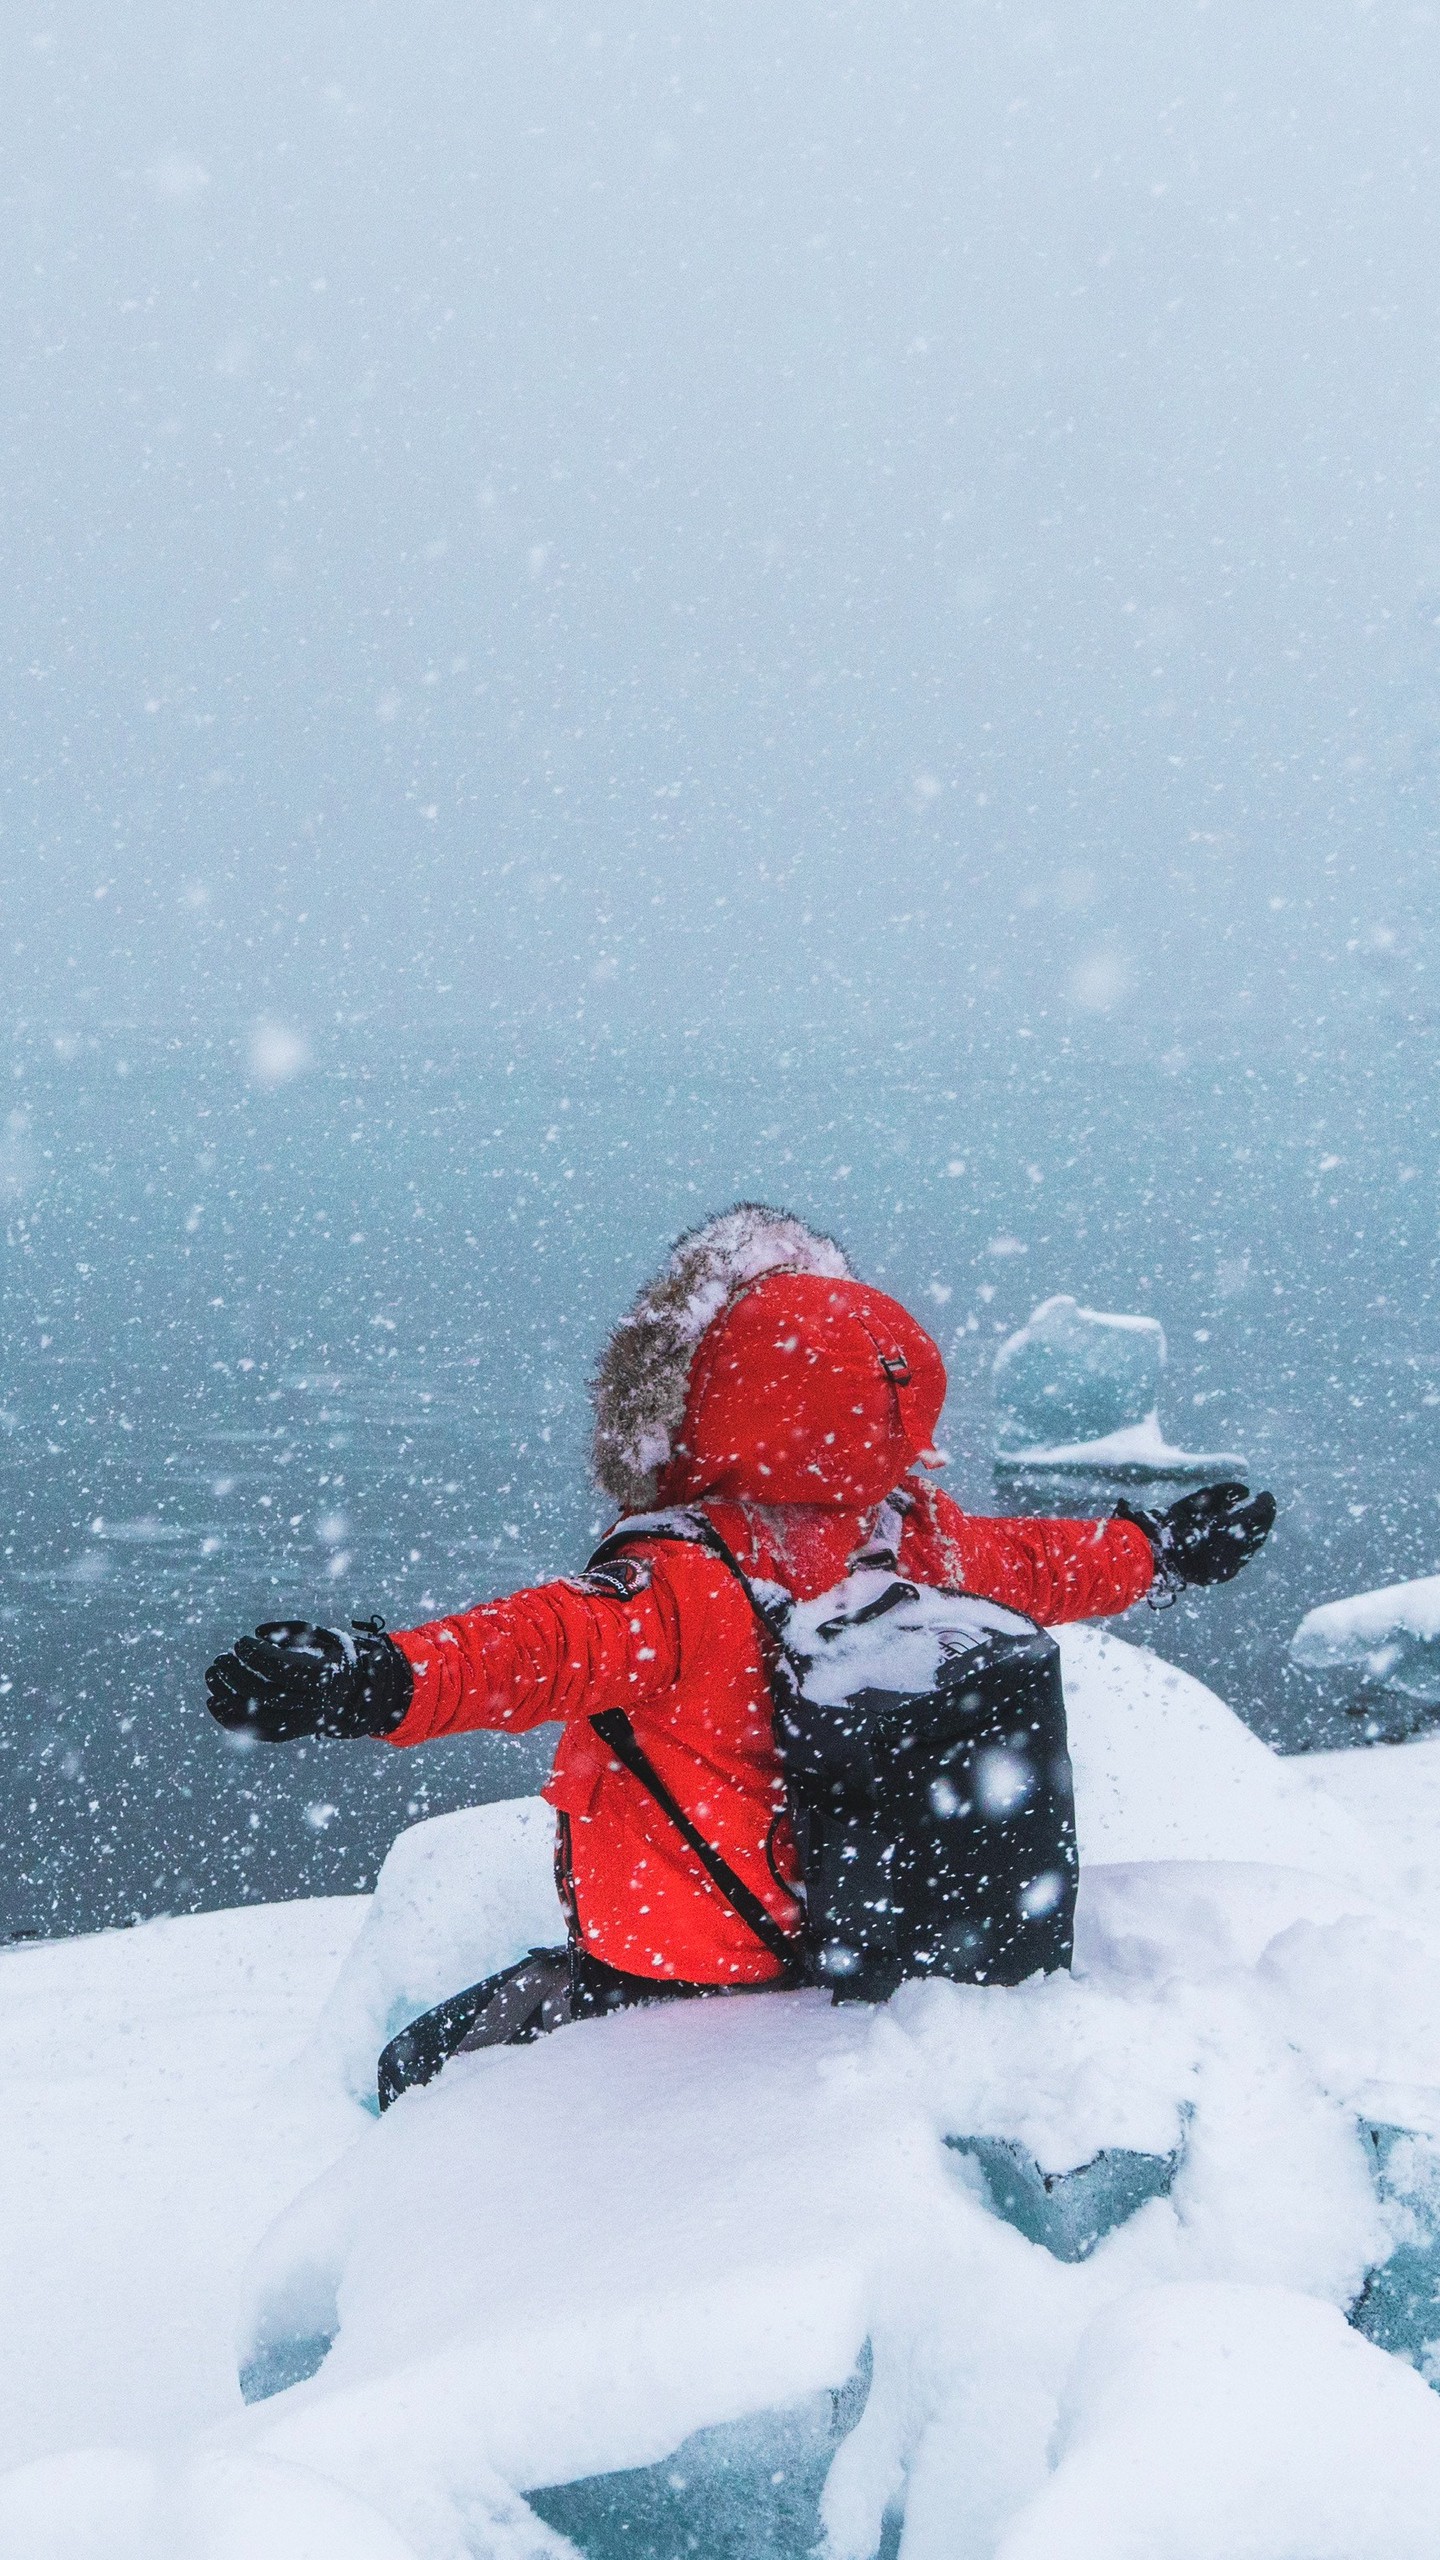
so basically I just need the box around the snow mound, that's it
[218,1882,1438,2558]
[1060,1624,1364,1875]
[993,2282,1440,2560]
[307,1797,562,2108]
[1296,1729,1440,1940]
[5,1633,1440,2558]
[0,1897,365,2477]
[1292,1572,1440,1706]
[0,2445,446,2560]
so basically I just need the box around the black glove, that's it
[1114,1481,1276,1597]
[205,1619,413,1742]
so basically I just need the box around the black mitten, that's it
[1114,1481,1276,1598]
[205,1619,413,1742]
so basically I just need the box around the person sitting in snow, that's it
[205,1208,1274,2081]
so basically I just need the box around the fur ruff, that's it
[590,1204,852,1509]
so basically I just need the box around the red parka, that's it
[388,1249,1154,1988]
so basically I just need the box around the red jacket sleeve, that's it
[384,1555,685,1748]
[927,1485,1154,1624]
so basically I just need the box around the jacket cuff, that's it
[1107,1514,1159,1603]
[384,1625,451,1746]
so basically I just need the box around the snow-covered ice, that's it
[3,1630,1440,2558]
[989,2283,1440,2560]
[0,1896,365,2479]
[304,1797,562,2112]
[992,1294,1244,1484]
[1292,1573,1440,1707]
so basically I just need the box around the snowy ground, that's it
[4,1631,1440,2558]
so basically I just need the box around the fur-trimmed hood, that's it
[590,1205,852,1510]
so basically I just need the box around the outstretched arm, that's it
[204,1548,688,1747]
[925,1478,1275,1624]
[387,1555,685,1747]
[929,1487,1155,1624]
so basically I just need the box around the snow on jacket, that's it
[388,1207,1154,1987]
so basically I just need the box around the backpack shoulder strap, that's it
[585,1511,803,1980]
[587,1504,747,1580]
[589,1706,801,1976]
[587,1506,790,1635]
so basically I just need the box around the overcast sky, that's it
[4,0,1437,1054]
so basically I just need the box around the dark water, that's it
[2,1020,1435,1938]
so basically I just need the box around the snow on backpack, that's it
[584,1502,1078,2003]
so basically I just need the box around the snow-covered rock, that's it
[1292,1573,1440,1706]
[991,1294,1243,1485]
[4,1631,1440,2560]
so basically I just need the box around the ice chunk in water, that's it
[946,2132,1180,2262]
[1292,1578,1440,1710]
[992,1293,1244,1492]
[993,1295,1166,1452]
[1352,2124,1440,2383]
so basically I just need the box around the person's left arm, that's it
[932,1491,1155,1624]
[924,1477,1275,1625]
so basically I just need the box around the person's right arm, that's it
[205,1547,688,1745]
[385,1557,684,1746]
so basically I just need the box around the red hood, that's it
[658,1271,947,1510]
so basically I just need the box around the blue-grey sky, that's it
[4,0,1437,1052]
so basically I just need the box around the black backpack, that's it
[585,1503,1077,2005]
